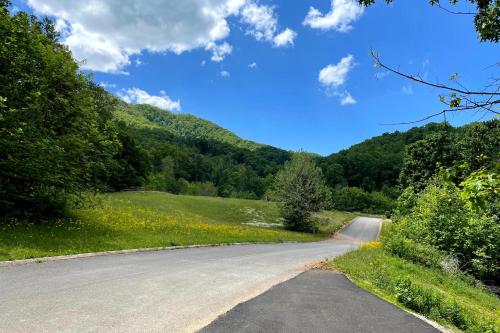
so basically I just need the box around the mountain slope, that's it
[114,103,263,151]
[317,123,445,191]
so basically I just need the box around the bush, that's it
[396,181,499,282]
[332,187,393,214]
[383,229,446,269]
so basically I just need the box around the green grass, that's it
[328,243,500,332]
[0,191,353,261]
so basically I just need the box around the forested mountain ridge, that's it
[114,102,263,151]
[317,123,444,192]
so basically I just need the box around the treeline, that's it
[131,126,290,199]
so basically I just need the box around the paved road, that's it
[0,217,380,333]
[201,270,439,333]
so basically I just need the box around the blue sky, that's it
[12,0,498,155]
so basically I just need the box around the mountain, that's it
[114,102,263,151]
[317,123,444,192]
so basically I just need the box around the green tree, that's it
[399,125,458,190]
[0,5,123,216]
[274,153,330,232]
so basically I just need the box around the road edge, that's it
[0,241,303,267]
[1,216,371,268]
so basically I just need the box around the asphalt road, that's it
[201,270,439,333]
[0,217,380,333]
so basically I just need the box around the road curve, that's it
[0,217,381,333]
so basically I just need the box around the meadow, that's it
[0,191,355,261]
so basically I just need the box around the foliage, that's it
[331,187,393,214]
[459,165,500,216]
[358,0,500,42]
[396,181,499,281]
[274,153,331,232]
[115,103,263,151]
[318,123,442,192]
[399,124,458,190]
[0,8,117,217]
[383,227,448,270]
[331,246,500,333]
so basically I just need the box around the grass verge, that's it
[326,242,500,333]
[0,191,353,261]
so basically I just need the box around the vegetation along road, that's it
[1,217,384,333]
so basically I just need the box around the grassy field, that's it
[0,191,355,261]
[328,239,500,332]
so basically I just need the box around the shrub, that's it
[383,230,446,269]
[332,187,393,214]
[396,181,499,281]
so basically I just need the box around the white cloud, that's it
[402,84,413,94]
[239,2,297,47]
[205,41,233,62]
[319,54,354,87]
[303,0,364,32]
[220,70,231,77]
[118,88,181,111]
[340,92,356,105]
[26,0,295,73]
[273,28,297,47]
[374,71,389,79]
[99,82,117,89]
[240,2,277,41]
[319,54,356,106]
[248,62,257,68]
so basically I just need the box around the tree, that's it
[0,7,109,216]
[399,125,458,190]
[274,153,330,232]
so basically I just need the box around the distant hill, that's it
[317,123,445,192]
[114,102,263,151]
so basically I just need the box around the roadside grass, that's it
[311,210,357,235]
[327,239,500,332]
[0,191,353,261]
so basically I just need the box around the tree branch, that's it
[371,50,500,96]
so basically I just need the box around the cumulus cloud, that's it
[319,54,354,87]
[340,92,356,105]
[99,82,117,89]
[319,54,356,106]
[303,0,364,32]
[118,88,181,111]
[248,62,257,68]
[206,41,233,62]
[240,2,297,47]
[273,28,297,47]
[26,0,296,73]
[220,70,231,77]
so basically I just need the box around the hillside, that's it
[317,123,444,192]
[114,102,263,151]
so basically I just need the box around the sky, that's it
[11,0,499,155]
